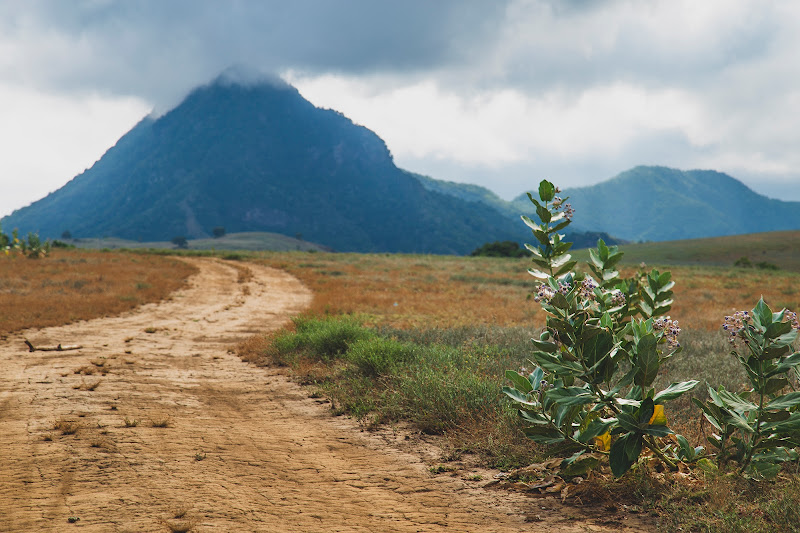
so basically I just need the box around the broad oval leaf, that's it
[766,391,800,410]
[654,381,699,402]
[505,370,533,394]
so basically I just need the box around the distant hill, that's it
[1,73,535,255]
[65,231,332,252]
[510,166,800,242]
[410,172,620,248]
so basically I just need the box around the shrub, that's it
[471,240,528,258]
[346,337,416,376]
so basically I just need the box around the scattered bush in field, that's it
[212,226,226,238]
[471,240,529,258]
[0,224,51,258]
[503,179,800,480]
[171,236,188,249]
[735,256,780,270]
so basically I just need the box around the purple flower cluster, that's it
[534,284,555,303]
[558,281,571,295]
[578,277,597,300]
[610,290,626,307]
[722,310,751,344]
[654,316,681,348]
[534,281,572,303]
[785,310,800,330]
[551,195,575,221]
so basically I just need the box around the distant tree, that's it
[212,226,226,238]
[171,236,188,249]
[61,230,72,240]
[470,241,528,258]
[295,232,303,241]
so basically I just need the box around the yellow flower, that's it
[649,404,667,426]
[594,431,611,451]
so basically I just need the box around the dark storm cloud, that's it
[0,0,509,105]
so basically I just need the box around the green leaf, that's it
[523,426,565,445]
[763,412,800,433]
[624,431,644,461]
[502,386,536,406]
[717,389,758,412]
[676,434,694,460]
[643,425,673,437]
[521,215,541,231]
[654,381,699,402]
[536,205,552,224]
[531,339,557,353]
[532,229,550,246]
[528,268,550,280]
[597,239,609,261]
[505,370,534,394]
[766,391,800,410]
[753,298,773,329]
[561,451,601,477]
[588,248,603,269]
[538,180,556,202]
[578,417,617,443]
[764,377,789,395]
[610,433,643,477]
[554,260,578,277]
[770,351,800,375]
[617,412,640,433]
[532,351,583,376]
[634,334,659,387]
[552,219,571,232]
[610,434,635,477]
[766,320,792,340]
[545,386,598,407]
[526,192,542,207]
[745,460,781,480]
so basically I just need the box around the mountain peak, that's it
[210,65,292,91]
[0,74,526,254]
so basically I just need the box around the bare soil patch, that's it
[0,257,649,531]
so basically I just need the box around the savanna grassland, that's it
[242,232,800,533]
[4,233,800,532]
[0,249,196,337]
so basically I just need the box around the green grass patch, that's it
[261,316,541,468]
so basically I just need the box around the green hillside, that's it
[570,230,800,272]
[511,166,800,242]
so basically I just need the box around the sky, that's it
[2,0,800,218]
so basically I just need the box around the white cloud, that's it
[0,83,150,217]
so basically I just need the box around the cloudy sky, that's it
[2,0,799,217]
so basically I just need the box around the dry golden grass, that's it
[256,252,800,332]
[0,249,196,337]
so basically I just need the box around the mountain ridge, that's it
[2,78,532,254]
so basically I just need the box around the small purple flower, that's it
[610,290,626,307]
[534,283,555,303]
[722,310,751,345]
[578,277,597,300]
[654,316,681,348]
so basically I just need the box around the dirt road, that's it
[0,258,646,532]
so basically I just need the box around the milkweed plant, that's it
[503,180,800,479]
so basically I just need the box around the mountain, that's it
[510,166,800,242]
[2,74,534,254]
[410,172,619,248]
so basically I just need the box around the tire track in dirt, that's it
[0,257,648,532]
